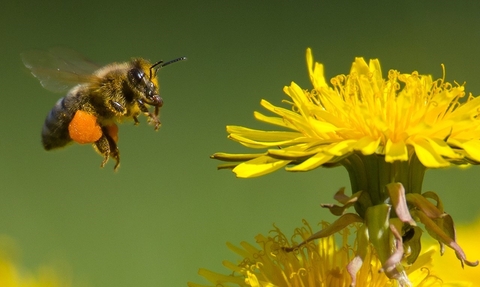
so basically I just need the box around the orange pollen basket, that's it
[68,110,102,144]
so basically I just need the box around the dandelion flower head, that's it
[213,48,480,177]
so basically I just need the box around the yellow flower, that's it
[213,48,480,177]
[211,50,479,285]
[188,221,471,287]
[0,236,70,287]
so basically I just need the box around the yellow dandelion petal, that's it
[308,116,341,134]
[211,152,266,162]
[227,125,302,143]
[354,136,381,155]
[285,152,334,171]
[409,137,450,167]
[385,139,408,162]
[233,156,291,178]
[306,47,328,89]
[449,93,480,119]
[453,139,480,162]
[267,146,320,159]
[228,133,306,149]
[258,98,315,132]
[253,111,291,129]
[423,137,462,159]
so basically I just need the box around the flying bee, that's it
[21,47,186,171]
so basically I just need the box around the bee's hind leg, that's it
[93,129,120,171]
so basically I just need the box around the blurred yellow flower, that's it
[0,236,70,287]
[188,221,471,287]
[213,48,480,177]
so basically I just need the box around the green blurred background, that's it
[1,1,480,286]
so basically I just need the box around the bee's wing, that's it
[21,47,100,93]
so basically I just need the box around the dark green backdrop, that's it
[1,1,479,286]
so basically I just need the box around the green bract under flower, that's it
[213,48,480,178]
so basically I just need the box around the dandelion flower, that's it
[212,49,479,285]
[188,221,471,287]
[213,49,480,176]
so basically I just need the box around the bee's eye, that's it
[127,68,144,85]
[128,67,156,97]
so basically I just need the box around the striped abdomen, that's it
[42,86,85,150]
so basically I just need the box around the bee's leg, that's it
[137,99,161,130]
[133,115,140,126]
[107,135,120,171]
[93,128,120,171]
[93,134,111,168]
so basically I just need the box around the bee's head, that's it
[127,57,186,107]
[127,59,162,107]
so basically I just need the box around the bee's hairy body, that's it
[42,62,148,150]
[22,47,186,170]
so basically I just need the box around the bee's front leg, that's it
[133,115,140,125]
[137,99,161,130]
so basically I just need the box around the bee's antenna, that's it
[150,56,187,78]
[149,60,164,80]
[159,56,187,68]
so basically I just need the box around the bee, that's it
[21,47,186,171]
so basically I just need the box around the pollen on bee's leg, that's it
[68,110,102,144]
